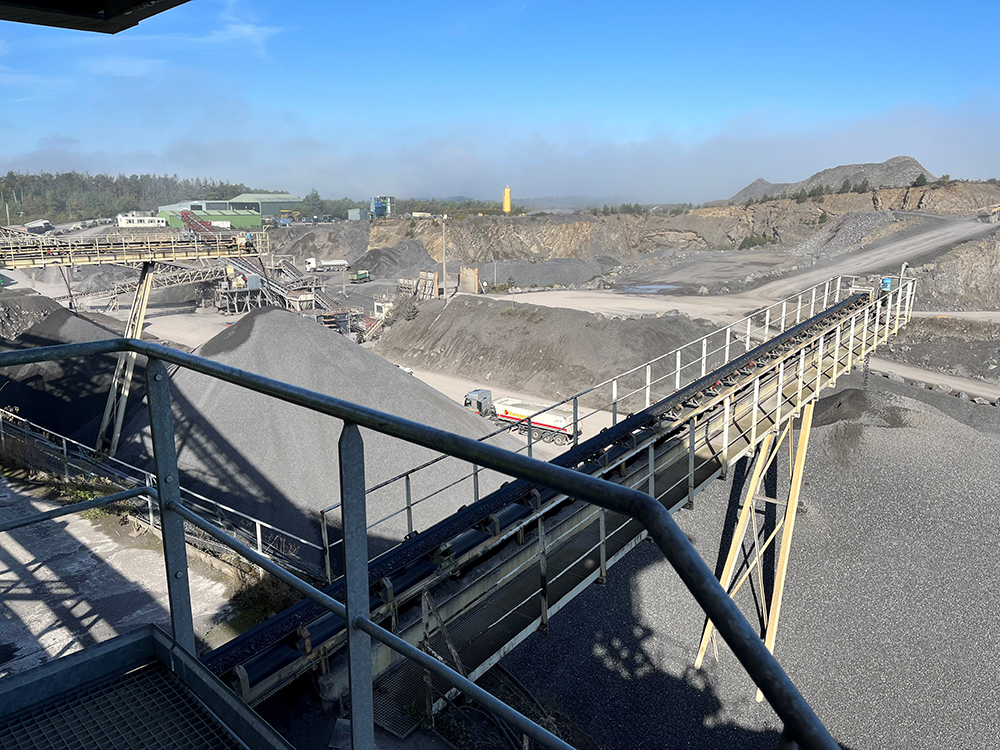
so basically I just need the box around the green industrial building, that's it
[158,209,262,230]
[227,193,303,216]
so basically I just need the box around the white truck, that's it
[465,389,579,445]
[305,257,350,273]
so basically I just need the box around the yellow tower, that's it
[502,185,511,214]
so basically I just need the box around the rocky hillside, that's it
[270,182,1000,274]
[729,156,934,203]
[909,230,1000,311]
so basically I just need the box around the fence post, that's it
[686,417,696,509]
[721,395,731,478]
[598,507,607,586]
[472,464,480,503]
[572,397,579,447]
[320,510,332,585]
[612,379,618,425]
[538,516,549,632]
[676,350,682,389]
[256,520,263,554]
[144,357,196,656]
[701,339,707,377]
[405,474,413,537]
[645,365,651,409]
[745,318,752,353]
[724,327,731,364]
[810,287,816,317]
[339,423,375,750]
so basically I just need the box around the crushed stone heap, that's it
[121,307,520,576]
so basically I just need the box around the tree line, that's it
[0,171,276,225]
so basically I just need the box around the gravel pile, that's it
[0,306,144,441]
[0,290,61,339]
[788,211,907,258]
[503,374,1000,749]
[353,240,437,278]
[375,296,717,409]
[120,307,520,576]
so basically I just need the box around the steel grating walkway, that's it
[0,663,246,750]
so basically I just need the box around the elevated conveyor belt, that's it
[0,232,269,269]
[202,276,915,720]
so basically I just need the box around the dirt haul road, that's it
[501,215,999,325]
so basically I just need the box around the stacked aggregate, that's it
[789,211,908,259]
[375,296,717,409]
[503,375,1000,749]
[0,290,61,339]
[120,307,521,576]
[0,306,143,441]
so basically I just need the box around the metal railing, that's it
[314,275,880,582]
[0,407,322,576]
[0,337,841,749]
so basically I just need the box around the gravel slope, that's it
[503,375,1000,750]
[120,308,521,576]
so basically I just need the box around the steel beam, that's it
[144,357,196,655]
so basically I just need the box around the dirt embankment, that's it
[910,231,1000,310]
[374,296,716,407]
[883,317,1000,384]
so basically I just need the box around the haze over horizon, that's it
[1,0,998,204]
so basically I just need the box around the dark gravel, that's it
[502,373,1000,750]
[120,307,521,577]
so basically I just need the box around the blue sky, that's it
[1,0,998,202]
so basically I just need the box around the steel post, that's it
[822,280,829,309]
[473,463,480,503]
[701,339,707,377]
[721,395,731,478]
[339,423,375,750]
[687,417,696,509]
[676,350,682,389]
[572,398,579,447]
[598,507,607,585]
[832,324,842,387]
[750,377,761,450]
[780,300,787,331]
[527,417,533,459]
[809,287,816,317]
[538,516,549,632]
[405,474,413,536]
[612,379,618,425]
[645,365,651,409]
[776,360,784,425]
[745,318,752,353]
[144,358,196,656]
[320,510,332,584]
[816,335,825,391]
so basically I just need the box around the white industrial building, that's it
[117,213,168,228]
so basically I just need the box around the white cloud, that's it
[2,99,999,204]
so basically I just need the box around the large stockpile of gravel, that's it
[353,240,436,278]
[120,307,520,576]
[788,211,918,260]
[0,290,61,339]
[375,296,717,408]
[502,375,1000,749]
[0,306,145,441]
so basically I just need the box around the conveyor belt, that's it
[202,293,866,678]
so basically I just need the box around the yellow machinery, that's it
[979,205,1000,223]
[502,185,511,214]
